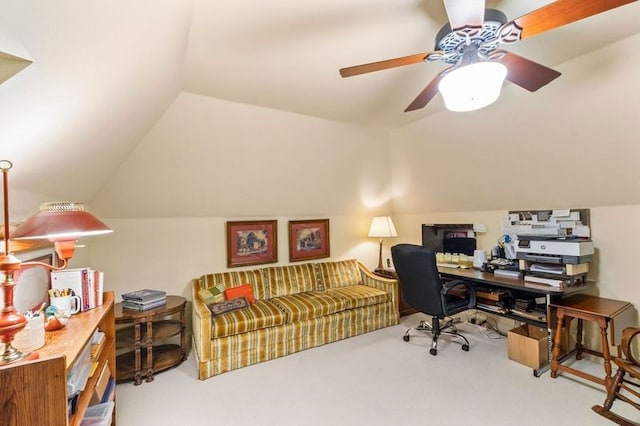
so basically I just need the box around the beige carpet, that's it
[116,312,637,425]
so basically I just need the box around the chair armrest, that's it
[358,262,399,318]
[441,279,476,310]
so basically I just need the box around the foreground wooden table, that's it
[550,294,634,388]
[115,295,187,385]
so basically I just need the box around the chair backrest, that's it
[391,243,444,316]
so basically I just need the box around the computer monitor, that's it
[421,224,476,256]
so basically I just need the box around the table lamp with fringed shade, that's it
[368,216,398,270]
[0,160,112,364]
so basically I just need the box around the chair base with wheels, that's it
[403,317,470,355]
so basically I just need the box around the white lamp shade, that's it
[368,216,398,238]
[439,61,507,112]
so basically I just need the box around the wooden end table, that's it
[550,294,634,389]
[115,295,187,385]
[374,268,416,317]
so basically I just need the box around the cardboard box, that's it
[508,324,549,369]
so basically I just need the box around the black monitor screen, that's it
[422,224,476,256]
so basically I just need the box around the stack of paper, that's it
[524,275,565,287]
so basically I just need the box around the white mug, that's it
[50,295,81,315]
[13,314,45,351]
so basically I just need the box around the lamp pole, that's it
[0,161,27,364]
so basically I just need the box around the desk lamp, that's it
[0,160,112,364]
[368,216,398,270]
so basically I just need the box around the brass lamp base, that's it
[0,342,27,365]
[0,305,28,365]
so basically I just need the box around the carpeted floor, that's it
[116,312,637,425]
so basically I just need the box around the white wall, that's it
[390,32,640,214]
[89,93,393,298]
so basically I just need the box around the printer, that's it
[515,238,594,264]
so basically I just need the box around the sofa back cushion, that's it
[199,269,268,300]
[317,259,361,289]
[263,264,318,297]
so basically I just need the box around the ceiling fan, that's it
[339,0,637,112]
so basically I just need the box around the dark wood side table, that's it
[374,268,416,317]
[115,295,187,385]
[550,294,635,389]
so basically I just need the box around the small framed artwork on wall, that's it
[226,220,278,267]
[288,219,330,262]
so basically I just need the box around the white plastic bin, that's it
[80,401,114,426]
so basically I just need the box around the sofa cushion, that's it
[208,297,249,316]
[200,269,269,300]
[211,299,286,339]
[263,264,318,297]
[317,259,361,289]
[199,285,225,304]
[325,285,390,309]
[270,291,346,322]
[224,284,256,304]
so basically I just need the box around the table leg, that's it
[599,319,614,388]
[551,313,565,378]
[134,322,142,386]
[576,318,584,360]
[145,320,154,382]
[180,306,186,360]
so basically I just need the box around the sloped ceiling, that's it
[0,1,193,210]
[183,0,640,127]
[1,0,640,212]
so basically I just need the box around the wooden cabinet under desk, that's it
[0,292,116,426]
[115,295,186,385]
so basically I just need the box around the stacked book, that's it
[51,267,105,312]
[122,289,167,311]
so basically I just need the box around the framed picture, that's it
[226,220,278,267]
[288,219,330,262]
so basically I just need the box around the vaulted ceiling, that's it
[1,0,640,212]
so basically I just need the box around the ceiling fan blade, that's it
[339,52,434,78]
[404,72,446,112]
[500,52,561,92]
[513,0,637,40]
[443,0,486,30]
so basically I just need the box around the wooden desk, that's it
[439,266,593,328]
[550,294,635,388]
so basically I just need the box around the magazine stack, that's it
[121,289,167,311]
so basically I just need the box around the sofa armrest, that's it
[191,278,212,361]
[358,262,399,317]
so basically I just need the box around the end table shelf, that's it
[116,319,183,347]
[115,295,187,385]
[116,344,185,381]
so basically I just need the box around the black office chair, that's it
[391,244,476,355]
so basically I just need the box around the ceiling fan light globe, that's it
[439,61,507,112]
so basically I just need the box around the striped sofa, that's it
[191,259,399,380]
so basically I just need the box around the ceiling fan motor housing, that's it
[434,9,508,65]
